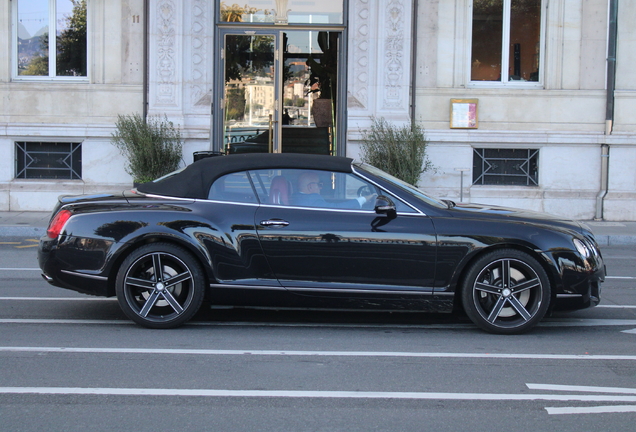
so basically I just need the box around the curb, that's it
[0,226,46,238]
[595,235,636,247]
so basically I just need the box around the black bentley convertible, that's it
[38,153,605,333]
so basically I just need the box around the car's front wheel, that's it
[115,243,205,329]
[461,249,551,334]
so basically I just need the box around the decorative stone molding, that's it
[348,0,370,111]
[382,0,406,110]
[187,0,211,113]
[155,0,178,106]
[348,0,412,122]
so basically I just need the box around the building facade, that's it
[1,0,634,220]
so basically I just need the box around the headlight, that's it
[573,238,591,259]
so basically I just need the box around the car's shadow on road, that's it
[193,304,472,327]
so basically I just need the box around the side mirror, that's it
[374,195,397,216]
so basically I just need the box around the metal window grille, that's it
[473,148,538,186]
[15,142,82,180]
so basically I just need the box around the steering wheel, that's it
[357,185,377,209]
[357,185,374,197]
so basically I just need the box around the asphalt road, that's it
[1,238,635,431]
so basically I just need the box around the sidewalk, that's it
[1,210,636,245]
[0,211,50,238]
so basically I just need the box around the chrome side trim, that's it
[195,199,260,207]
[210,305,435,314]
[257,202,375,214]
[432,292,455,297]
[287,287,434,296]
[211,284,287,291]
[210,284,434,296]
[60,270,108,281]
[556,293,583,298]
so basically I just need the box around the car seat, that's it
[269,176,291,205]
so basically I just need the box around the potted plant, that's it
[112,113,183,185]
[360,117,434,186]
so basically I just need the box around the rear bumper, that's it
[38,236,112,297]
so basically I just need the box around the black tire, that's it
[115,243,205,329]
[461,249,551,334]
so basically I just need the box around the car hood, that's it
[448,202,589,235]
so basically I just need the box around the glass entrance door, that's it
[222,32,278,153]
[217,30,340,155]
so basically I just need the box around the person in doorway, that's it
[282,109,292,125]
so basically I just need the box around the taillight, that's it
[47,209,72,238]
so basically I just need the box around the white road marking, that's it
[2,317,636,329]
[0,268,40,271]
[2,346,636,361]
[0,319,128,325]
[606,276,636,280]
[0,297,114,301]
[597,305,636,308]
[546,405,636,415]
[527,384,636,394]
[529,384,636,415]
[622,328,636,334]
[1,387,636,403]
[539,319,636,327]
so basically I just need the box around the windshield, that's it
[355,163,448,209]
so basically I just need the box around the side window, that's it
[251,168,399,211]
[208,171,257,203]
[250,168,417,212]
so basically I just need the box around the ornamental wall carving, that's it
[153,0,178,108]
[149,0,412,121]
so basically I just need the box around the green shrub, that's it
[360,117,433,186]
[112,113,183,184]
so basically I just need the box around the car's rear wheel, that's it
[115,243,205,329]
[461,249,551,334]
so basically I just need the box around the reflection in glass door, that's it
[222,33,277,152]
[218,30,340,155]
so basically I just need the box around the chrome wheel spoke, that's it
[164,271,192,290]
[125,276,155,289]
[160,290,184,315]
[475,281,500,295]
[501,259,511,290]
[151,253,164,282]
[139,289,162,317]
[511,278,540,293]
[507,294,532,321]
[486,296,507,323]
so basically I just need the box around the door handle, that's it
[260,219,289,227]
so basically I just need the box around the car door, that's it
[201,170,279,286]
[251,169,437,297]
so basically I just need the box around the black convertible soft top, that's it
[137,153,354,199]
